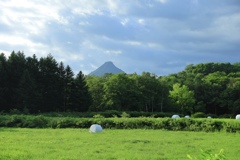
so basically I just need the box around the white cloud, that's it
[104,50,122,55]
[0,50,11,57]
[90,63,98,69]
[156,0,168,4]
[138,19,145,25]
[0,34,45,49]
[81,40,99,50]
[125,41,142,46]
[57,53,84,63]
[79,21,90,26]
[120,18,129,26]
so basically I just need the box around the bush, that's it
[93,114,105,118]
[192,112,206,118]
[219,114,234,119]
[224,121,240,133]
[121,112,130,118]
[9,109,21,115]
[23,115,48,128]
[5,115,25,127]
[56,118,78,128]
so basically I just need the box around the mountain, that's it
[88,61,125,76]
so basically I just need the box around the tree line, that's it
[1,51,240,116]
[0,51,91,113]
[87,65,240,116]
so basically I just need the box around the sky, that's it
[0,0,240,76]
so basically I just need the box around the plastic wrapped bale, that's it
[207,116,212,118]
[90,124,103,133]
[236,114,240,120]
[185,115,190,119]
[172,115,180,119]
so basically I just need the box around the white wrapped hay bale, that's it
[207,116,212,118]
[236,114,240,120]
[90,124,103,133]
[185,115,190,119]
[172,115,180,119]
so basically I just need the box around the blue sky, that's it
[0,0,239,76]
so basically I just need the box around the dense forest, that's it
[1,51,240,116]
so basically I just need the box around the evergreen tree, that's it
[64,65,74,111]
[7,51,27,110]
[38,54,60,112]
[57,61,66,111]
[70,71,92,112]
[0,53,8,111]
[18,69,39,113]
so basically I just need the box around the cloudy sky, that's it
[0,0,240,76]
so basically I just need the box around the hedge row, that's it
[0,115,240,133]
[6,109,235,118]
[38,111,176,118]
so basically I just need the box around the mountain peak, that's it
[88,61,125,76]
[104,61,114,65]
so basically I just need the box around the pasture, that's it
[0,128,239,160]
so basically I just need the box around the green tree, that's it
[86,76,105,111]
[135,72,160,112]
[169,83,195,114]
[158,76,171,112]
[102,73,140,111]
[7,51,27,110]
[222,78,240,115]
[18,69,39,113]
[69,71,92,112]
[191,73,206,113]
[202,71,229,115]
[64,65,74,111]
[0,53,8,111]
[38,54,60,112]
[57,61,66,111]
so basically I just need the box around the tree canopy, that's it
[1,51,240,116]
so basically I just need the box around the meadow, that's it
[0,128,240,160]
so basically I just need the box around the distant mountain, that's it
[88,61,125,76]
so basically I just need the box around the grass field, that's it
[0,128,239,160]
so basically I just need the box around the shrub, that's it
[56,118,78,128]
[93,114,105,118]
[200,120,223,132]
[9,109,21,115]
[219,114,234,119]
[121,112,130,118]
[76,119,93,128]
[192,112,206,118]
[5,115,25,127]
[23,115,48,128]
[224,121,240,133]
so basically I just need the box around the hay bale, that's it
[207,116,212,118]
[185,115,190,118]
[90,124,103,133]
[236,114,240,120]
[172,115,180,119]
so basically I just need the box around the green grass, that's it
[0,128,239,160]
